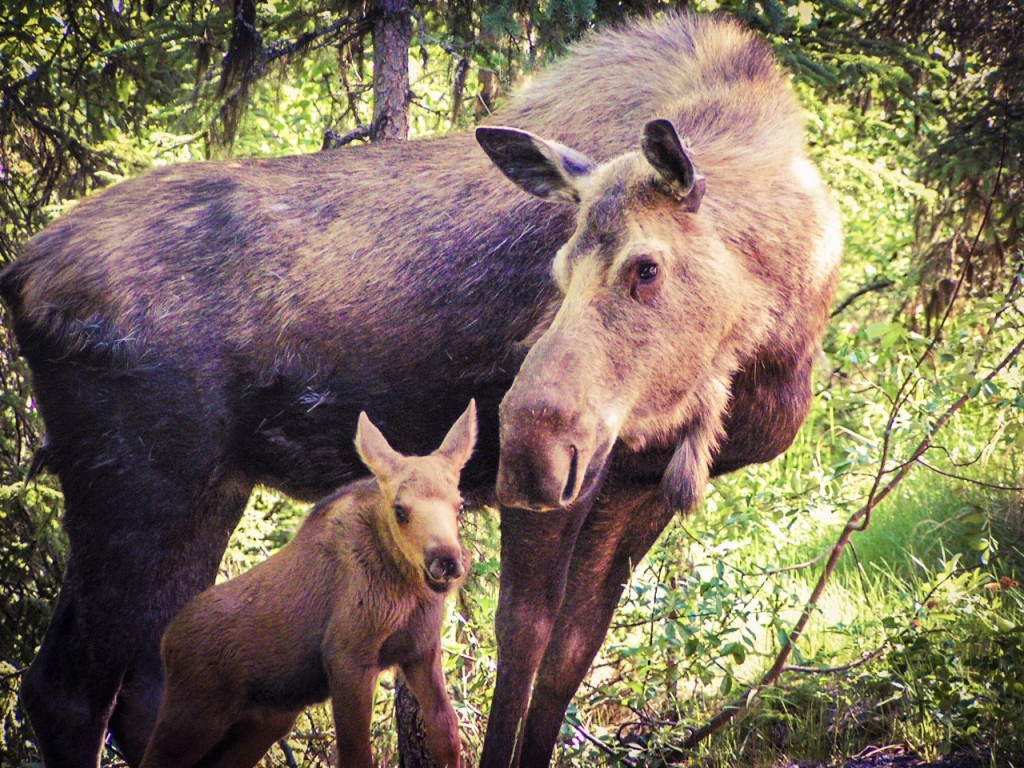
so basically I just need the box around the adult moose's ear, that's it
[476,126,595,204]
[355,412,403,480]
[436,399,477,472]
[641,119,705,213]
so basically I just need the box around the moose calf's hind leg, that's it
[139,716,230,768]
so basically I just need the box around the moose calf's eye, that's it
[630,259,662,302]
[394,504,410,524]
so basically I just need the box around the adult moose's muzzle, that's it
[497,340,618,511]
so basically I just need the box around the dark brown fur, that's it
[140,405,474,768]
[1,13,839,768]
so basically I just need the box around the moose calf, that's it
[139,401,476,768]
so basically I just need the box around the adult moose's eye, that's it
[637,262,659,283]
[630,258,663,303]
[394,504,410,524]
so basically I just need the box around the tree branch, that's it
[830,276,895,317]
[322,124,372,150]
[785,646,886,675]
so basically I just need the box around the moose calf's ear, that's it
[355,412,403,480]
[476,126,595,205]
[641,119,705,213]
[436,399,477,472]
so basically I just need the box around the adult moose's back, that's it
[1,12,840,768]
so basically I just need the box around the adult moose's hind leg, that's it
[106,479,253,764]
[18,352,249,768]
[520,485,675,768]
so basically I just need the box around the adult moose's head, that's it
[477,119,770,512]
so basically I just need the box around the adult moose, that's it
[1,12,840,768]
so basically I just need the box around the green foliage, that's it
[1,0,1022,766]
[0,298,64,765]
[882,557,1024,760]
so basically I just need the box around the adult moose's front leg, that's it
[521,485,676,767]
[479,504,591,768]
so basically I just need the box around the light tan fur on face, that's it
[140,402,476,768]
[483,19,841,511]
[355,402,476,589]
[532,160,771,496]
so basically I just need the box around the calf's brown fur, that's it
[1,13,840,768]
[140,402,475,768]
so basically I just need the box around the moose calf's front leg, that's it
[401,646,461,768]
[328,666,379,768]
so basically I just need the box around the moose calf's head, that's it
[355,401,476,592]
[478,120,764,511]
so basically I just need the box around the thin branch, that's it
[730,545,832,577]
[571,721,634,766]
[914,458,1024,492]
[0,665,27,682]
[785,646,886,675]
[830,276,895,317]
[277,738,299,768]
[263,15,373,65]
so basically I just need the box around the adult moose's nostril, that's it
[560,445,579,506]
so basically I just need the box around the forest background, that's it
[1,0,1022,766]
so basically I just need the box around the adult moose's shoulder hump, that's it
[1,11,839,768]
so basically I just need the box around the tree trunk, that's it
[474,25,500,121]
[371,0,411,141]
[395,673,440,768]
[372,1,423,759]
[214,0,262,152]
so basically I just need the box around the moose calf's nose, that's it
[427,552,463,583]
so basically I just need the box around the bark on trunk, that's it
[395,674,439,768]
[373,1,423,760]
[371,0,411,141]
